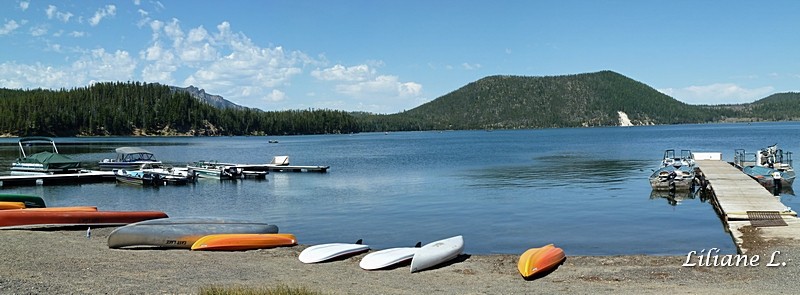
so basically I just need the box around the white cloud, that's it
[658,83,775,105]
[462,63,481,70]
[69,31,86,38]
[71,48,137,82]
[89,5,117,26]
[133,0,142,5]
[45,5,73,23]
[335,75,422,98]
[30,25,47,36]
[20,1,29,11]
[0,20,21,35]
[311,64,374,81]
[266,89,286,102]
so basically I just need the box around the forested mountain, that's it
[0,72,799,137]
[396,71,723,129]
[0,82,360,136]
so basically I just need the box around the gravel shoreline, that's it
[1,227,797,294]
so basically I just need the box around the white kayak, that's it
[298,239,370,263]
[359,242,421,270]
[410,235,464,273]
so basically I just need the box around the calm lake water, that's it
[2,122,799,255]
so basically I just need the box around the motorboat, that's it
[98,147,162,171]
[649,149,696,191]
[187,161,243,180]
[11,137,82,175]
[735,144,795,189]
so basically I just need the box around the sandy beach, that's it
[0,226,797,294]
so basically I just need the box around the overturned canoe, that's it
[517,244,566,279]
[0,193,46,208]
[410,235,464,273]
[0,210,167,229]
[191,233,297,251]
[0,201,26,210]
[108,217,279,249]
[298,239,369,263]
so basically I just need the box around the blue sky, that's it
[1,1,798,113]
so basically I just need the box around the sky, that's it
[1,1,798,114]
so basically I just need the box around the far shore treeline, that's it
[1,71,800,137]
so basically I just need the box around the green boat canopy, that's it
[17,151,82,170]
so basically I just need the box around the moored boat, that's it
[187,161,242,180]
[0,210,167,229]
[649,149,696,191]
[517,244,566,279]
[735,144,795,189]
[11,137,82,175]
[98,147,162,171]
[115,169,168,186]
[191,233,297,251]
[107,217,279,249]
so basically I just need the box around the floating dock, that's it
[0,171,115,187]
[235,164,329,173]
[695,157,800,253]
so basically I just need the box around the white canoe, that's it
[410,235,464,273]
[360,242,421,270]
[108,217,279,249]
[298,239,370,263]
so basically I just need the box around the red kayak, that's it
[0,210,168,229]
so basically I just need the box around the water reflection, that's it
[464,154,650,189]
[649,188,708,206]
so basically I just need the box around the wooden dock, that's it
[0,171,116,187]
[695,159,800,253]
[235,164,329,173]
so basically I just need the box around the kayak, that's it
[517,244,566,279]
[0,201,26,210]
[298,239,369,263]
[360,242,421,270]
[191,233,297,251]
[108,217,280,249]
[0,193,46,208]
[0,210,168,229]
[410,235,464,273]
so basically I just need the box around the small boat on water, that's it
[735,144,796,189]
[98,147,162,171]
[649,149,696,191]
[0,210,167,229]
[0,193,46,208]
[410,235,464,273]
[115,165,192,186]
[107,217,280,249]
[517,244,566,279]
[11,137,82,175]
[188,161,243,180]
[191,233,297,251]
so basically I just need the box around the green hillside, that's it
[396,71,719,129]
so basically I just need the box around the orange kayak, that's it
[0,210,167,229]
[14,206,98,212]
[0,201,26,210]
[191,233,297,251]
[517,244,566,279]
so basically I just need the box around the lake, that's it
[2,122,799,256]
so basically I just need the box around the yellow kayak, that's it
[517,244,566,279]
[0,201,26,210]
[191,233,297,251]
[19,206,98,212]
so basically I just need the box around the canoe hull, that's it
[191,233,297,251]
[0,210,167,229]
[410,235,464,273]
[517,244,566,279]
[108,217,280,249]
